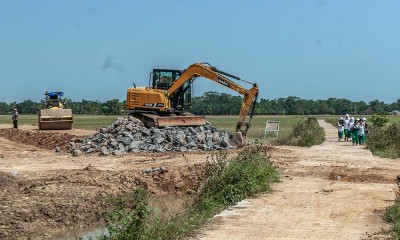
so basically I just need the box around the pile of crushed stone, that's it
[68,116,241,156]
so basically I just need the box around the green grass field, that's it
[2,114,398,142]
[206,115,305,140]
[0,114,304,141]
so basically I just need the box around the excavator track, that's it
[131,113,205,128]
[38,109,73,130]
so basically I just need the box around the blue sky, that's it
[1,0,399,103]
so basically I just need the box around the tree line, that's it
[0,92,399,115]
[0,99,125,115]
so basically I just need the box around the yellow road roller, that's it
[38,91,73,130]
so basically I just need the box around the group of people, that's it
[337,114,367,145]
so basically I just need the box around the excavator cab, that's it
[151,69,193,111]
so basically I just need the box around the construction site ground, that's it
[0,120,399,239]
[193,120,399,240]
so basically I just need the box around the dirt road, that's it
[194,120,399,240]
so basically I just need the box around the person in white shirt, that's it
[344,114,350,141]
[361,117,367,144]
[348,117,355,143]
[338,117,345,141]
[357,119,365,145]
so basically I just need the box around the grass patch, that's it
[324,118,337,127]
[208,115,326,147]
[366,123,400,158]
[385,197,400,239]
[101,145,279,240]
[364,114,400,158]
[206,115,303,141]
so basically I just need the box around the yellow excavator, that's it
[38,91,73,130]
[126,63,259,137]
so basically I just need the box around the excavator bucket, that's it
[134,113,206,128]
[38,109,73,130]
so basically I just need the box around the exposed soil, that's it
[0,165,201,239]
[0,124,93,152]
[1,121,399,239]
[0,124,95,136]
[193,120,399,240]
[0,127,217,240]
[0,129,80,151]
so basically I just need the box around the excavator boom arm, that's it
[167,63,259,135]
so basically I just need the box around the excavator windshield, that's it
[152,69,182,90]
[151,69,192,110]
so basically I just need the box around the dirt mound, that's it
[0,128,80,151]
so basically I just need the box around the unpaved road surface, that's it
[194,120,399,240]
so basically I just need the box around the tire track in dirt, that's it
[193,120,399,240]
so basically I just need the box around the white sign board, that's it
[264,120,280,138]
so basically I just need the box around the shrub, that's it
[385,197,400,238]
[196,146,279,211]
[370,113,389,128]
[324,118,337,127]
[102,146,279,240]
[366,123,400,158]
[289,117,325,147]
[103,188,150,240]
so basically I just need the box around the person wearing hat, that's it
[338,117,345,141]
[12,109,19,129]
[344,114,351,141]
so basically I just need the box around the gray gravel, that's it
[68,116,237,156]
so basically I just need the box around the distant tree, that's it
[1,95,398,116]
[15,100,41,114]
[0,102,10,114]
[102,99,123,115]
[366,100,386,114]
